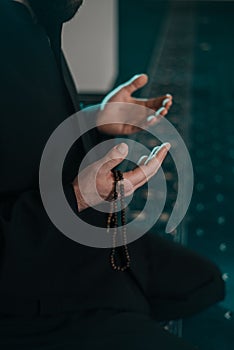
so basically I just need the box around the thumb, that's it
[101,143,129,172]
[123,74,148,95]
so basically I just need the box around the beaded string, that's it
[107,170,131,272]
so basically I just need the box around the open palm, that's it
[97,74,173,135]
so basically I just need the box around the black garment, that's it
[0,1,225,348]
[0,310,199,350]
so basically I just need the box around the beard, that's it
[28,0,84,25]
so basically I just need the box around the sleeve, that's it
[144,233,225,321]
[0,2,86,294]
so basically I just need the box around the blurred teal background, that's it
[116,1,234,349]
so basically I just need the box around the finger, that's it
[137,155,148,166]
[134,143,171,188]
[145,106,168,126]
[166,93,173,98]
[137,107,167,130]
[139,143,170,183]
[128,115,157,132]
[163,97,173,109]
[144,146,160,165]
[139,112,164,130]
[146,143,171,174]
[146,115,158,126]
[144,94,173,111]
[162,94,173,110]
[155,107,168,117]
[101,143,129,172]
[125,143,171,190]
[123,74,148,95]
[136,94,173,130]
[162,98,171,107]
[136,146,160,167]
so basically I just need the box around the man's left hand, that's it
[97,74,173,135]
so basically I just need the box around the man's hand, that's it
[73,142,171,212]
[97,74,173,135]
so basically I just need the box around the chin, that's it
[29,0,84,25]
[61,0,84,22]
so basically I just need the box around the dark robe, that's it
[0,1,225,348]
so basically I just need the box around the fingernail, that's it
[117,143,128,155]
[154,143,171,155]
[147,115,156,122]
[162,98,170,107]
[155,107,166,116]
[163,142,171,151]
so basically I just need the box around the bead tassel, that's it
[107,170,131,272]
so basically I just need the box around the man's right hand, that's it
[72,142,171,212]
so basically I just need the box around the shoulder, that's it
[0,0,55,89]
[0,0,35,32]
[0,1,49,59]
